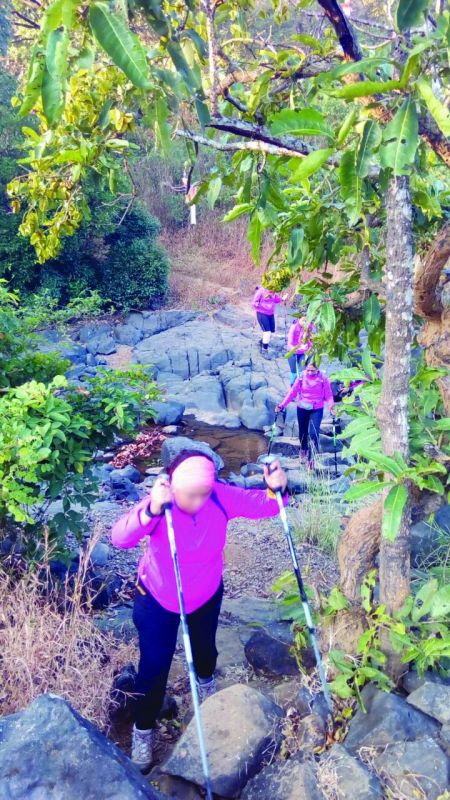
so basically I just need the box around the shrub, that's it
[101,237,169,311]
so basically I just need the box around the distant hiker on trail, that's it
[286,315,314,384]
[275,359,336,469]
[252,285,287,357]
[111,449,288,772]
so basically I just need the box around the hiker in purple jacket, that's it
[252,285,287,357]
[111,449,288,772]
[286,316,314,384]
[276,360,336,468]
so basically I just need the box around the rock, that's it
[296,713,327,752]
[162,425,179,435]
[85,333,117,356]
[286,469,308,493]
[407,681,450,724]
[88,542,110,567]
[0,693,165,800]
[435,501,450,534]
[94,605,135,641]
[324,744,382,799]
[239,403,273,431]
[410,521,442,567]
[344,685,440,755]
[161,436,224,472]
[240,463,264,477]
[216,624,246,673]
[244,629,299,677]
[373,737,449,800]
[440,723,450,757]
[328,475,351,494]
[162,684,284,798]
[240,755,323,800]
[294,687,330,724]
[115,322,143,346]
[244,474,266,489]
[150,768,204,799]
[91,500,123,518]
[110,465,142,484]
[222,597,286,627]
[108,475,140,501]
[151,400,185,426]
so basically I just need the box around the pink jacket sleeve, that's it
[272,293,283,305]
[279,377,302,409]
[287,323,296,351]
[323,376,334,408]
[215,482,288,519]
[252,288,263,309]
[111,494,162,548]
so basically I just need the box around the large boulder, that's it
[162,684,284,798]
[239,403,273,431]
[0,693,165,799]
[84,331,117,356]
[151,400,185,426]
[373,737,449,800]
[344,685,440,755]
[407,681,450,725]
[434,501,450,535]
[240,755,323,800]
[161,436,224,472]
[244,629,299,677]
[115,322,143,346]
[323,744,382,799]
[410,520,442,567]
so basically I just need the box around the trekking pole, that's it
[262,457,334,716]
[267,410,282,456]
[161,479,213,800]
[332,417,341,478]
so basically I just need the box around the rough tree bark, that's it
[376,175,414,680]
[414,221,450,415]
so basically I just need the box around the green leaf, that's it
[339,149,361,224]
[155,96,170,154]
[379,97,418,175]
[382,484,408,541]
[358,450,404,477]
[361,348,376,380]
[337,107,358,145]
[431,585,450,619]
[270,108,335,141]
[207,177,222,209]
[356,121,381,178]
[344,480,392,502]
[412,578,439,622]
[248,213,262,264]
[42,28,69,125]
[396,0,430,31]
[289,147,334,182]
[363,293,381,329]
[288,228,305,266]
[19,46,45,117]
[223,203,253,222]
[319,301,336,333]
[138,0,170,37]
[328,674,354,699]
[416,77,450,137]
[321,57,397,82]
[166,40,199,91]
[89,2,151,89]
[330,79,403,99]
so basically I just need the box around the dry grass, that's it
[0,530,137,730]
[161,213,268,310]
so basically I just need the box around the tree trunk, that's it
[376,175,414,682]
[338,499,382,604]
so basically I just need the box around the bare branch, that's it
[414,220,450,319]
[202,0,219,116]
[316,0,362,61]
[176,129,311,159]
[207,116,312,156]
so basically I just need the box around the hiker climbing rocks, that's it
[276,359,336,469]
[252,285,287,357]
[111,449,288,772]
[286,315,314,384]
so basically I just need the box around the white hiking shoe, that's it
[131,724,154,772]
[196,675,217,703]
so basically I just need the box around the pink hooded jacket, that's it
[111,483,287,613]
[252,287,283,316]
[287,320,313,354]
[279,370,334,411]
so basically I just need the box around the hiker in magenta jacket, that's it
[276,360,336,467]
[111,449,288,771]
[286,317,314,384]
[252,285,287,356]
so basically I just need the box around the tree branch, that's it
[316,0,362,61]
[207,116,312,156]
[175,129,311,159]
[414,220,450,319]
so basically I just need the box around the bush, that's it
[101,237,169,311]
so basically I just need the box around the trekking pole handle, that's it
[262,455,284,493]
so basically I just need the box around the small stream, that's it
[180,416,269,475]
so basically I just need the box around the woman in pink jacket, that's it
[276,360,336,468]
[252,285,287,357]
[111,449,288,771]
[286,316,313,385]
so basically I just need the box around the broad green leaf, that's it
[344,480,392,502]
[362,348,377,380]
[194,97,210,128]
[411,578,438,622]
[42,28,69,125]
[400,41,432,85]
[223,203,253,222]
[416,77,450,137]
[270,108,335,141]
[166,40,199,90]
[89,3,151,89]
[248,213,262,264]
[138,0,170,37]
[396,0,430,31]
[19,46,45,117]
[321,57,397,82]
[358,449,404,477]
[363,293,381,329]
[319,301,336,333]
[431,585,450,619]
[339,149,361,224]
[356,121,381,177]
[154,96,170,154]
[382,484,408,541]
[330,79,403,99]
[288,228,305,266]
[181,29,208,61]
[379,97,418,175]
[289,147,334,182]
[207,177,222,209]
[337,108,358,145]
[53,149,85,164]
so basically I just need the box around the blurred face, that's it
[305,363,318,376]
[172,485,212,515]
